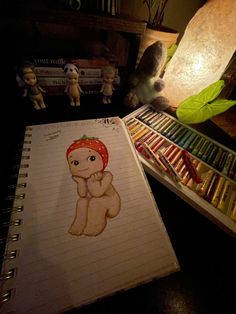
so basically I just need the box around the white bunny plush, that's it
[124,41,170,111]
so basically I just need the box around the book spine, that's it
[35,67,65,77]
[35,67,108,78]
[38,76,121,86]
[35,67,119,78]
[0,127,32,306]
[32,58,67,66]
[32,58,111,68]
[66,58,111,68]
[42,85,101,95]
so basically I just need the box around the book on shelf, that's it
[96,0,121,16]
[37,76,120,86]
[35,76,120,95]
[35,66,119,78]
[31,57,113,68]
[16,57,119,95]
[38,85,104,95]
[34,85,102,96]
[0,117,179,313]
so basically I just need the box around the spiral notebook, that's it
[0,117,179,314]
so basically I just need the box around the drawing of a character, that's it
[66,135,121,236]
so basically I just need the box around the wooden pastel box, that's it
[123,104,236,237]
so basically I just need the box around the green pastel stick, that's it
[188,135,201,152]
[181,132,197,149]
[211,147,223,168]
[173,128,189,144]
[222,153,234,176]
[202,142,214,161]
[191,137,206,156]
[217,151,228,171]
[228,155,236,179]
[197,140,209,159]
[170,126,185,141]
[206,145,218,164]
[158,118,173,133]
[165,123,181,138]
[162,120,176,135]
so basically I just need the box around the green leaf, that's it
[200,98,236,121]
[176,80,236,124]
[167,44,178,59]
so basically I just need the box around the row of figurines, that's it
[17,62,117,109]
[16,42,172,111]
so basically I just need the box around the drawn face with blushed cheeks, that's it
[68,147,104,179]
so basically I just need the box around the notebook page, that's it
[1,117,179,314]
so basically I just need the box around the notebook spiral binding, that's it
[0,128,32,305]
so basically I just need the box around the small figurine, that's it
[17,61,46,110]
[63,63,83,106]
[100,65,116,104]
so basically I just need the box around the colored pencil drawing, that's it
[66,135,121,236]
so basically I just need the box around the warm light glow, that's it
[163,0,236,107]
[192,53,204,73]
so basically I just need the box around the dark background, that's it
[1,1,236,313]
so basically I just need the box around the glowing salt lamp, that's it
[163,0,236,107]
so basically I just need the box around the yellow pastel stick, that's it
[129,123,143,135]
[211,176,225,207]
[132,127,149,142]
[196,169,214,197]
[229,191,236,222]
[217,180,230,212]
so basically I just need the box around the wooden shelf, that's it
[1,8,146,82]
[0,9,146,35]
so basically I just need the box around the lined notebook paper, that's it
[1,117,179,313]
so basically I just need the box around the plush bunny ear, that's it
[137,41,167,78]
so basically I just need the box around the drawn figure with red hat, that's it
[66,135,121,236]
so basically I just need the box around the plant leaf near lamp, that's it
[176,80,236,124]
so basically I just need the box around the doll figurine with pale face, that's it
[18,62,46,110]
[100,66,116,104]
[63,63,83,106]
[67,135,121,236]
